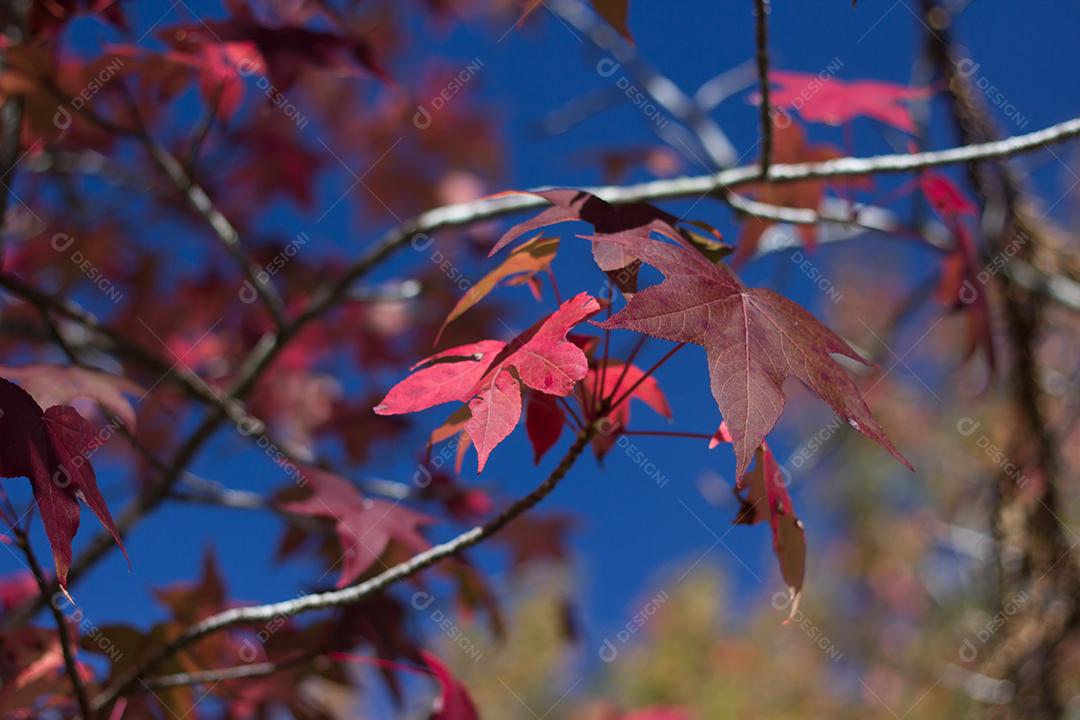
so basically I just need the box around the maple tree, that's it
[0,1,1078,719]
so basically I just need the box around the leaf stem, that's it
[596,304,613,414]
[556,396,585,431]
[623,430,714,441]
[607,335,648,403]
[606,342,687,414]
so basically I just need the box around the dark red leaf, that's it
[280,468,432,587]
[488,189,677,260]
[525,390,565,464]
[0,378,125,589]
[0,364,141,428]
[712,423,805,619]
[588,232,911,480]
[420,651,479,720]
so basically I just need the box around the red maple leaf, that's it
[767,70,931,132]
[488,189,679,292]
[919,171,977,218]
[376,293,601,471]
[0,378,125,589]
[438,235,559,343]
[918,172,995,370]
[375,340,507,416]
[280,468,432,587]
[525,390,566,464]
[170,8,387,91]
[498,513,575,573]
[712,422,805,619]
[588,232,911,480]
[0,364,142,428]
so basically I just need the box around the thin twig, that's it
[115,84,286,327]
[754,0,773,178]
[143,653,316,690]
[623,429,714,441]
[556,396,585,431]
[547,0,737,168]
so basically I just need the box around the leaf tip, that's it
[781,588,801,624]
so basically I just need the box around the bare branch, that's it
[115,84,287,328]
[16,532,92,720]
[142,653,316,690]
[754,0,773,177]
[92,421,600,712]
[547,0,737,168]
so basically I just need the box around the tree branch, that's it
[753,0,773,177]
[115,84,286,328]
[91,420,600,712]
[547,0,738,168]
[16,531,92,720]
[142,653,316,690]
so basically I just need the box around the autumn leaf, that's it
[280,468,432,587]
[488,189,677,257]
[375,340,507,416]
[767,70,932,132]
[918,172,996,370]
[106,41,260,120]
[421,651,480,720]
[588,231,911,479]
[525,390,565,464]
[0,571,38,615]
[153,549,227,624]
[0,627,71,715]
[0,378,126,589]
[168,7,387,90]
[378,293,601,471]
[499,514,576,574]
[438,235,558,343]
[919,171,977,218]
[0,364,142,428]
[489,189,678,292]
[712,422,805,619]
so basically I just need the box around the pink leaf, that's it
[767,70,931,133]
[378,293,600,471]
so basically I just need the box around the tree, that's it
[0,0,1077,718]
